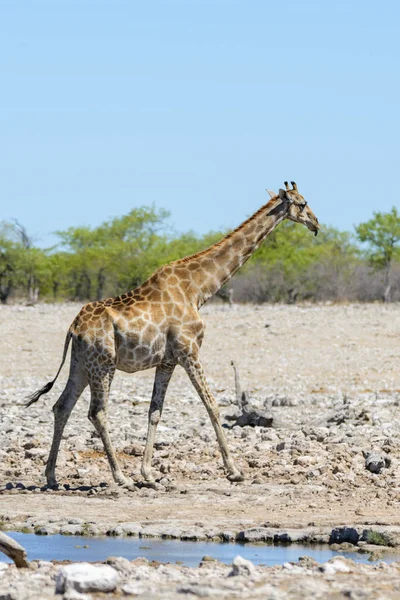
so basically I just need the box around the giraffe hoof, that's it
[227,471,244,482]
[117,476,135,489]
[141,479,157,489]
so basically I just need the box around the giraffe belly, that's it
[115,332,167,373]
[116,349,164,373]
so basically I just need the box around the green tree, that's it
[56,206,171,300]
[237,221,358,302]
[10,221,49,304]
[0,221,49,304]
[0,224,19,303]
[355,207,400,302]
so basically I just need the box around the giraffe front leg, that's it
[141,364,175,484]
[182,356,244,482]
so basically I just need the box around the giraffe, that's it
[27,182,319,487]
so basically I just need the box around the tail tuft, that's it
[26,381,55,407]
[26,329,73,408]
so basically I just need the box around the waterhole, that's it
[4,533,400,567]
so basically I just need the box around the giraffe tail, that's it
[26,331,73,407]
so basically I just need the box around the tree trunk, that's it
[383,262,391,303]
[0,531,29,568]
[27,275,39,305]
[52,279,59,300]
[82,272,91,300]
[0,266,13,304]
[96,268,106,300]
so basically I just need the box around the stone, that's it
[364,451,389,474]
[297,556,319,568]
[178,583,222,597]
[121,582,148,596]
[180,528,206,541]
[329,527,359,545]
[0,591,17,600]
[123,443,143,456]
[229,555,256,577]
[105,556,131,573]
[236,527,272,543]
[219,531,236,542]
[68,518,84,525]
[320,557,353,574]
[60,524,84,535]
[200,555,218,563]
[24,447,47,460]
[106,526,124,536]
[35,525,59,535]
[226,398,274,428]
[55,563,119,594]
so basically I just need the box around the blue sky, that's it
[1,0,399,247]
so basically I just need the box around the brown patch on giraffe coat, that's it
[178,279,192,293]
[150,289,162,302]
[170,287,186,304]
[161,290,172,303]
[167,274,179,286]
[187,262,200,271]
[140,284,153,297]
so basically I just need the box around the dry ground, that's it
[0,301,400,533]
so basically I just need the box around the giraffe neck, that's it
[174,196,289,308]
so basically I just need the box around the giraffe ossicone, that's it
[27,182,319,487]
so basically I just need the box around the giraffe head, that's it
[277,181,320,235]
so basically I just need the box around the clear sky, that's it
[1,0,399,247]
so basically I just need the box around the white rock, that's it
[121,582,148,595]
[321,558,352,574]
[229,555,256,577]
[56,563,119,594]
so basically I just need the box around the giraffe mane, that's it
[174,195,281,265]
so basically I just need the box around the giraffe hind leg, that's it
[88,369,133,488]
[45,362,87,486]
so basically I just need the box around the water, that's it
[3,532,400,567]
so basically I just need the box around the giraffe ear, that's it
[278,188,293,203]
[266,189,276,198]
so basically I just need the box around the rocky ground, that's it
[1,301,400,597]
[3,553,400,599]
